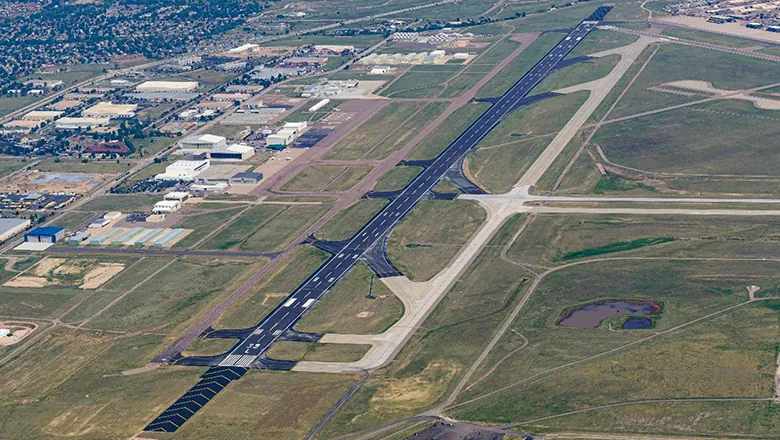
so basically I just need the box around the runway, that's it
[145,7,613,433]
[217,7,612,368]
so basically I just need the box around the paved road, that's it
[216,9,611,368]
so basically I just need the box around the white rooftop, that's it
[183,134,226,144]
[211,143,254,153]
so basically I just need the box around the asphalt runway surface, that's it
[218,8,611,368]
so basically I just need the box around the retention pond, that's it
[558,300,661,328]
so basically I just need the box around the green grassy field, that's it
[475,33,562,99]
[316,199,387,242]
[379,71,455,99]
[267,341,371,362]
[534,55,619,94]
[606,44,780,119]
[324,166,374,192]
[387,200,486,281]
[566,30,639,58]
[296,263,403,334]
[280,165,351,191]
[507,214,780,267]
[200,204,330,252]
[215,246,329,329]
[661,27,760,49]
[317,217,531,438]
[373,166,422,192]
[594,99,780,176]
[0,96,39,118]
[467,92,589,193]
[406,103,489,161]
[325,102,426,161]
[130,136,177,158]
[47,210,95,230]
[87,258,265,334]
[471,38,522,67]
[171,206,246,249]
[364,103,448,160]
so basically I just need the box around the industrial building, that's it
[265,123,307,149]
[153,200,182,214]
[22,111,63,121]
[55,117,110,130]
[82,102,138,119]
[0,218,30,242]
[135,81,199,93]
[212,93,251,102]
[24,226,64,243]
[369,66,391,75]
[309,99,331,112]
[229,171,263,184]
[181,134,227,149]
[209,144,255,161]
[194,164,251,184]
[25,79,63,89]
[164,191,190,202]
[85,141,131,156]
[154,159,211,181]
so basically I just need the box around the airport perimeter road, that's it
[215,8,613,368]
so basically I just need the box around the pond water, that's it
[558,300,661,328]
[621,317,654,329]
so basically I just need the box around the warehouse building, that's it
[181,134,227,149]
[209,144,255,161]
[0,218,31,242]
[82,102,138,119]
[22,111,63,121]
[229,171,263,184]
[24,226,64,243]
[154,159,211,181]
[135,81,199,93]
[194,164,250,184]
[266,131,294,149]
[164,191,190,202]
[153,200,181,214]
[55,117,110,130]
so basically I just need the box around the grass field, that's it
[534,55,619,94]
[467,92,589,193]
[281,165,372,192]
[267,341,371,362]
[661,27,760,49]
[296,263,403,334]
[317,217,531,438]
[471,38,522,67]
[507,214,780,267]
[566,30,639,58]
[316,199,387,242]
[379,70,455,99]
[215,246,329,330]
[607,44,780,119]
[325,166,374,192]
[594,99,780,176]
[47,210,95,229]
[438,72,487,98]
[452,258,779,432]
[0,331,205,439]
[387,200,486,281]
[87,258,265,334]
[364,103,448,160]
[0,96,39,118]
[325,102,426,161]
[0,160,27,177]
[170,206,246,249]
[164,370,361,439]
[200,204,329,252]
[406,103,490,161]
[475,33,562,99]
[373,166,422,192]
[130,136,177,158]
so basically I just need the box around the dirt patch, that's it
[371,362,459,407]
[747,285,760,300]
[0,171,110,194]
[356,311,375,318]
[0,321,37,346]
[80,263,125,289]
[33,257,67,276]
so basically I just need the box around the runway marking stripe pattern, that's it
[144,7,611,433]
